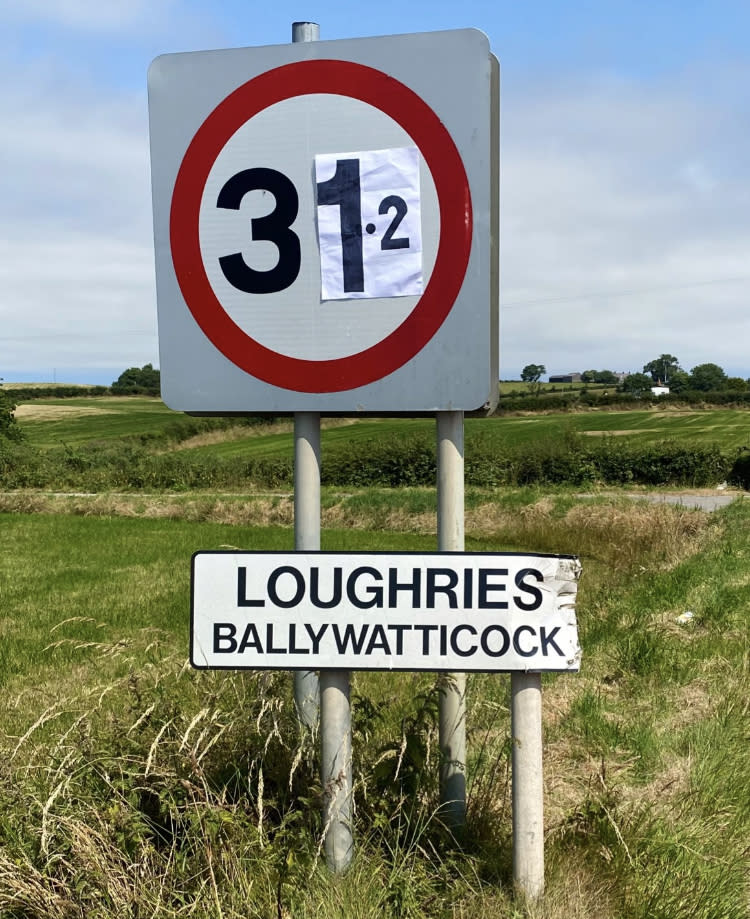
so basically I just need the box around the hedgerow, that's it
[496,388,750,413]
[0,433,744,491]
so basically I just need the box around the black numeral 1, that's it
[316,158,364,293]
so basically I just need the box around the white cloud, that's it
[499,68,750,377]
[0,0,178,33]
[0,49,157,376]
[1,12,749,384]
[0,234,157,369]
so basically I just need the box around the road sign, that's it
[191,552,581,672]
[148,29,499,413]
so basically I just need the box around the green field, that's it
[15,396,180,447]
[1,497,748,918]
[1,394,749,917]
[474,408,750,449]
[13,396,750,456]
[175,408,750,462]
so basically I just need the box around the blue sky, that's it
[1,0,749,385]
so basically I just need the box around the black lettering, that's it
[365,624,391,656]
[388,567,422,608]
[237,566,265,607]
[213,623,237,653]
[346,567,383,609]
[387,624,412,655]
[463,568,473,608]
[426,568,459,609]
[512,625,538,657]
[480,625,510,657]
[514,568,544,611]
[440,624,448,655]
[540,626,564,656]
[304,623,329,654]
[331,623,369,655]
[479,568,509,609]
[265,622,286,654]
[267,566,305,608]
[238,623,262,653]
[288,623,309,654]
[310,567,342,609]
[449,624,477,657]
[414,624,438,654]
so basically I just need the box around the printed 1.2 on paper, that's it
[315,147,423,301]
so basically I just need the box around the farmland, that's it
[0,395,748,917]
[14,397,181,447]
[12,395,750,454]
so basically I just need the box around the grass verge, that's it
[0,498,748,917]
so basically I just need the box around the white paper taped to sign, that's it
[315,146,423,301]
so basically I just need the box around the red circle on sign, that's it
[170,59,472,393]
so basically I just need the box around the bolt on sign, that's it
[147,29,499,413]
[191,552,582,672]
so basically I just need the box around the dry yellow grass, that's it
[580,429,652,436]
[163,418,359,450]
[14,404,118,421]
[0,492,716,569]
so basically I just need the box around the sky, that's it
[1,0,749,386]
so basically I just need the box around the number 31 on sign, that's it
[315,146,423,301]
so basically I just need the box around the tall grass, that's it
[1,499,748,916]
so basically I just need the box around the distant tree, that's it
[667,370,690,393]
[725,377,747,392]
[0,388,23,441]
[111,363,161,396]
[643,354,681,383]
[689,363,727,392]
[621,372,653,397]
[520,363,546,396]
[582,369,618,384]
[520,364,546,384]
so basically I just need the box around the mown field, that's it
[15,397,180,448]
[6,396,749,494]
[13,395,750,454]
[0,397,749,917]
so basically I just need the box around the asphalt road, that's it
[623,493,744,512]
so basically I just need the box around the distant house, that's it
[651,384,670,397]
[548,373,582,384]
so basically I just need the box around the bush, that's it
[730,450,750,490]
[6,385,110,401]
[111,364,161,396]
[322,435,436,487]
[586,440,730,487]
[0,390,24,442]
[0,431,741,493]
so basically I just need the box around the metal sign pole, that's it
[511,671,544,899]
[292,22,353,875]
[291,23,322,730]
[437,410,466,825]
[293,410,320,726]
